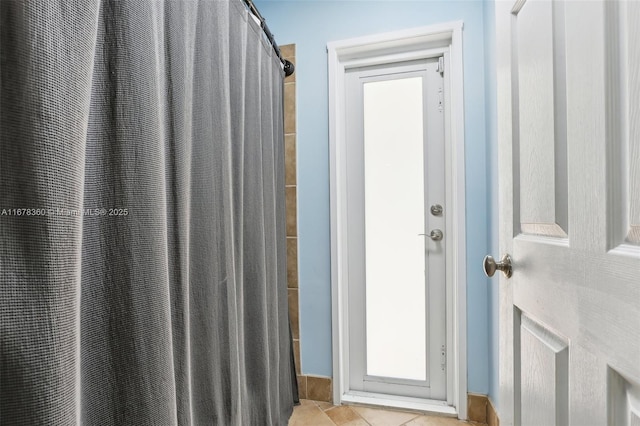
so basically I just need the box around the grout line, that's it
[312,403,336,425]
[352,408,372,426]
[399,414,421,426]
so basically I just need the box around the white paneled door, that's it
[345,58,447,400]
[495,1,640,425]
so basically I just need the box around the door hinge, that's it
[437,57,445,75]
[441,344,446,371]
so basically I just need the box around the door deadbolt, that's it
[430,204,443,216]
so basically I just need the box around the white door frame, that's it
[328,22,467,418]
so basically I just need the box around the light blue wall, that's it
[483,0,500,407]
[256,0,492,395]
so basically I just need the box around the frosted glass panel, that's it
[363,77,426,381]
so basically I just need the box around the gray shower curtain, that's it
[0,0,295,424]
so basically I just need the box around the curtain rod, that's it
[242,0,295,77]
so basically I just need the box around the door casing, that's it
[327,22,467,418]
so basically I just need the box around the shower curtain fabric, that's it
[0,0,295,424]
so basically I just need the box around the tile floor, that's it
[289,400,483,426]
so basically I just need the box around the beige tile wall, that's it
[281,44,333,403]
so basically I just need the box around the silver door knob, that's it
[483,254,512,278]
[429,229,443,241]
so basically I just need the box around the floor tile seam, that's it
[350,405,372,426]
[315,406,336,424]
[399,413,424,426]
[353,405,421,426]
[311,403,343,425]
[294,401,336,425]
[319,402,374,426]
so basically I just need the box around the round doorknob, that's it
[483,254,512,278]
[430,229,443,241]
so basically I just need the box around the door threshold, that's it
[341,391,457,417]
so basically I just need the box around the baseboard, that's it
[297,375,333,403]
[468,393,499,425]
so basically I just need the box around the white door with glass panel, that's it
[344,58,446,400]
